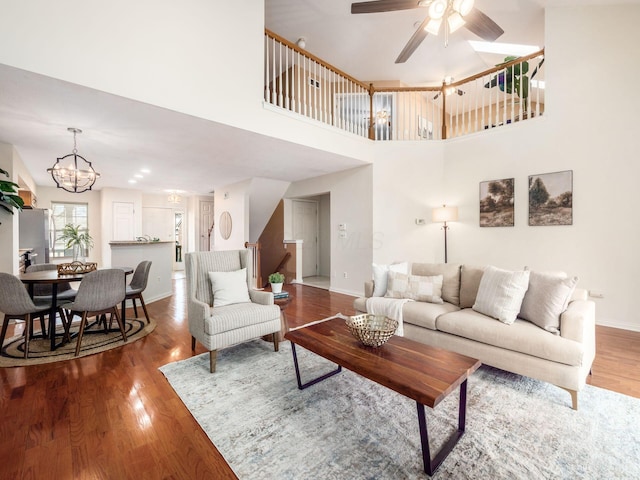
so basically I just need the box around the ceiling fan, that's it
[351,0,504,63]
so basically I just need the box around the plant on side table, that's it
[268,272,285,294]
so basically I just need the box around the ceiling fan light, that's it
[453,0,474,17]
[425,17,442,35]
[428,0,447,20]
[447,12,466,33]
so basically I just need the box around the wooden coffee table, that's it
[284,317,481,476]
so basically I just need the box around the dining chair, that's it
[65,269,127,356]
[125,261,152,323]
[0,272,51,358]
[26,263,77,303]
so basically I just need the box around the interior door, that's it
[199,199,215,251]
[113,202,134,241]
[292,200,318,277]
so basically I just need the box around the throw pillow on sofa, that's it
[411,263,461,305]
[372,262,409,297]
[473,266,530,324]
[519,271,578,334]
[385,271,444,304]
[459,265,487,308]
[208,268,251,307]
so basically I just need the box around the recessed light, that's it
[469,41,540,56]
[134,174,143,178]
[128,179,137,184]
[140,168,150,174]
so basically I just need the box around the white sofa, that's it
[353,263,596,409]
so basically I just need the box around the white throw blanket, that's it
[365,297,413,336]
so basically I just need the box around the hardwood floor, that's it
[1,279,639,479]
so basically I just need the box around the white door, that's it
[200,200,215,251]
[113,202,134,240]
[293,200,318,277]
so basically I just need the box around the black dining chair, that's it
[65,269,127,356]
[125,261,152,323]
[0,272,52,358]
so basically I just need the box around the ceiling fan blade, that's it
[464,8,504,42]
[351,0,419,14]
[395,16,430,63]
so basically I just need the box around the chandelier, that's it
[167,191,182,204]
[47,128,100,193]
[420,0,475,46]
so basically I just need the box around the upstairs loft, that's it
[265,30,545,142]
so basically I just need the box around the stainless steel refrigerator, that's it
[19,208,52,266]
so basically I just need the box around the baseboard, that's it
[596,319,640,333]
[124,292,172,308]
[328,287,360,297]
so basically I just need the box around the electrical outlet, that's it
[343,272,348,279]
[339,231,347,239]
[589,290,604,299]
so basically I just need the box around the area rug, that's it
[160,339,640,480]
[0,318,156,366]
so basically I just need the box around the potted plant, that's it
[268,272,285,294]
[484,55,544,115]
[0,167,24,224]
[59,223,94,262]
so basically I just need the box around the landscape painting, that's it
[479,178,515,227]
[528,170,573,226]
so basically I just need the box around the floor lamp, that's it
[432,205,458,263]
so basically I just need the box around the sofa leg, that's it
[273,334,279,352]
[209,350,217,373]
[560,387,579,410]
[191,336,196,350]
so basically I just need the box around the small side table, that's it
[263,295,292,343]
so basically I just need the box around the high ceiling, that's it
[0,0,625,196]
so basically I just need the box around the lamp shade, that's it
[432,205,458,223]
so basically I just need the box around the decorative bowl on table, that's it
[57,261,98,275]
[345,314,398,347]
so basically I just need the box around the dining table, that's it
[19,266,134,351]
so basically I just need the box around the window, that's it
[51,202,89,258]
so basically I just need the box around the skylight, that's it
[469,41,541,56]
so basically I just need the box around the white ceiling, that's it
[0,0,630,196]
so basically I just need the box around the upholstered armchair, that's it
[185,249,281,373]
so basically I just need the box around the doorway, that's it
[291,194,330,289]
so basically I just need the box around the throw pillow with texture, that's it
[519,271,578,334]
[372,262,409,297]
[411,263,461,305]
[473,266,530,324]
[209,268,251,307]
[385,272,444,304]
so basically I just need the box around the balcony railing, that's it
[265,29,544,141]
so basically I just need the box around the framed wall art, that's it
[528,170,573,226]
[479,178,515,227]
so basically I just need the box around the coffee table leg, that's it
[290,343,342,390]
[417,379,467,476]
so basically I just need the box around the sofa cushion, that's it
[403,301,460,330]
[459,265,486,308]
[411,263,461,306]
[372,262,409,297]
[473,266,530,324]
[519,271,578,333]
[386,272,443,304]
[436,309,584,366]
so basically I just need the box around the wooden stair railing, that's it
[244,242,262,289]
[264,252,291,288]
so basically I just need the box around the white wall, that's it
[0,143,21,273]
[247,178,290,243]
[370,6,640,331]
[214,180,250,250]
[285,166,373,296]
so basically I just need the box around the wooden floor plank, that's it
[0,279,638,478]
